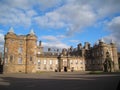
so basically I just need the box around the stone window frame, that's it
[37,52,41,54]
[56,60,58,64]
[44,60,47,64]
[5,58,8,64]
[80,60,83,64]
[70,60,73,64]
[18,47,22,54]
[50,60,52,65]
[19,40,23,45]
[38,60,41,66]
[10,55,13,63]
[10,39,14,43]
[30,56,32,61]
[5,47,8,52]
[76,60,78,64]
[18,57,22,64]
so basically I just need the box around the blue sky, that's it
[0,0,120,52]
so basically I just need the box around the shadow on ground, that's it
[0,73,120,90]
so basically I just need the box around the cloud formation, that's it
[104,16,120,50]
[0,0,120,50]
[0,33,4,52]
[41,35,69,49]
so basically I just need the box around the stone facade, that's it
[118,53,120,69]
[3,28,119,73]
[4,28,37,73]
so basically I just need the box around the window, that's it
[30,57,32,61]
[10,55,13,63]
[70,60,73,64]
[80,60,83,64]
[44,60,46,64]
[20,40,23,45]
[5,47,8,52]
[18,57,22,64]
[5,58,8,64]
[76,60,78,64]
[56,60,58,64]
[11,39,14,43]
[38,52,41,54]
[18,47,22,53]
[38,60,40,66]
[50,60,52,65]
[38,67,40,69]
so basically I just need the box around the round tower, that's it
[4,27,17,73]
[26,29,37,73]
[98,39,107,70]
[110,42,119,71]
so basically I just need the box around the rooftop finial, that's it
[99,38,104,43]
[30,29,35,35]
[9,27,14,33]
[101,38,104,42]
[111,39,114,44]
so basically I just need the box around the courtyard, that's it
[0,71,120,90]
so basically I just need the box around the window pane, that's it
[50,60,52,65]
[18,47,22,53]
[18,57,22,64]
[44,60,46,64]
[56,60,58,64]
[5,47,8,52]
[38,60,40,66]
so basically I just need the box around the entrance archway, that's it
[64,67,67,72]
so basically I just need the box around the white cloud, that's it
[104,16,120,51]
[34,2,96,36]
[0,34,4,43]
[0,0,120,51]
[69,40,80,44]
[40,35,69,49]
[41,35,58,42]
[107,16,120,32]
[43,42,69,49]
[0,33,4,52]
[0,0,120,32]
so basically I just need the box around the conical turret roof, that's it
[8,27,14,33]
[30,29,35,35]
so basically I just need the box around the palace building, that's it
[3,28,119,73]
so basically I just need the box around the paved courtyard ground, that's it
[0,71,120,90]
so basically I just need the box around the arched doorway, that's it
[64,67,67,72]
